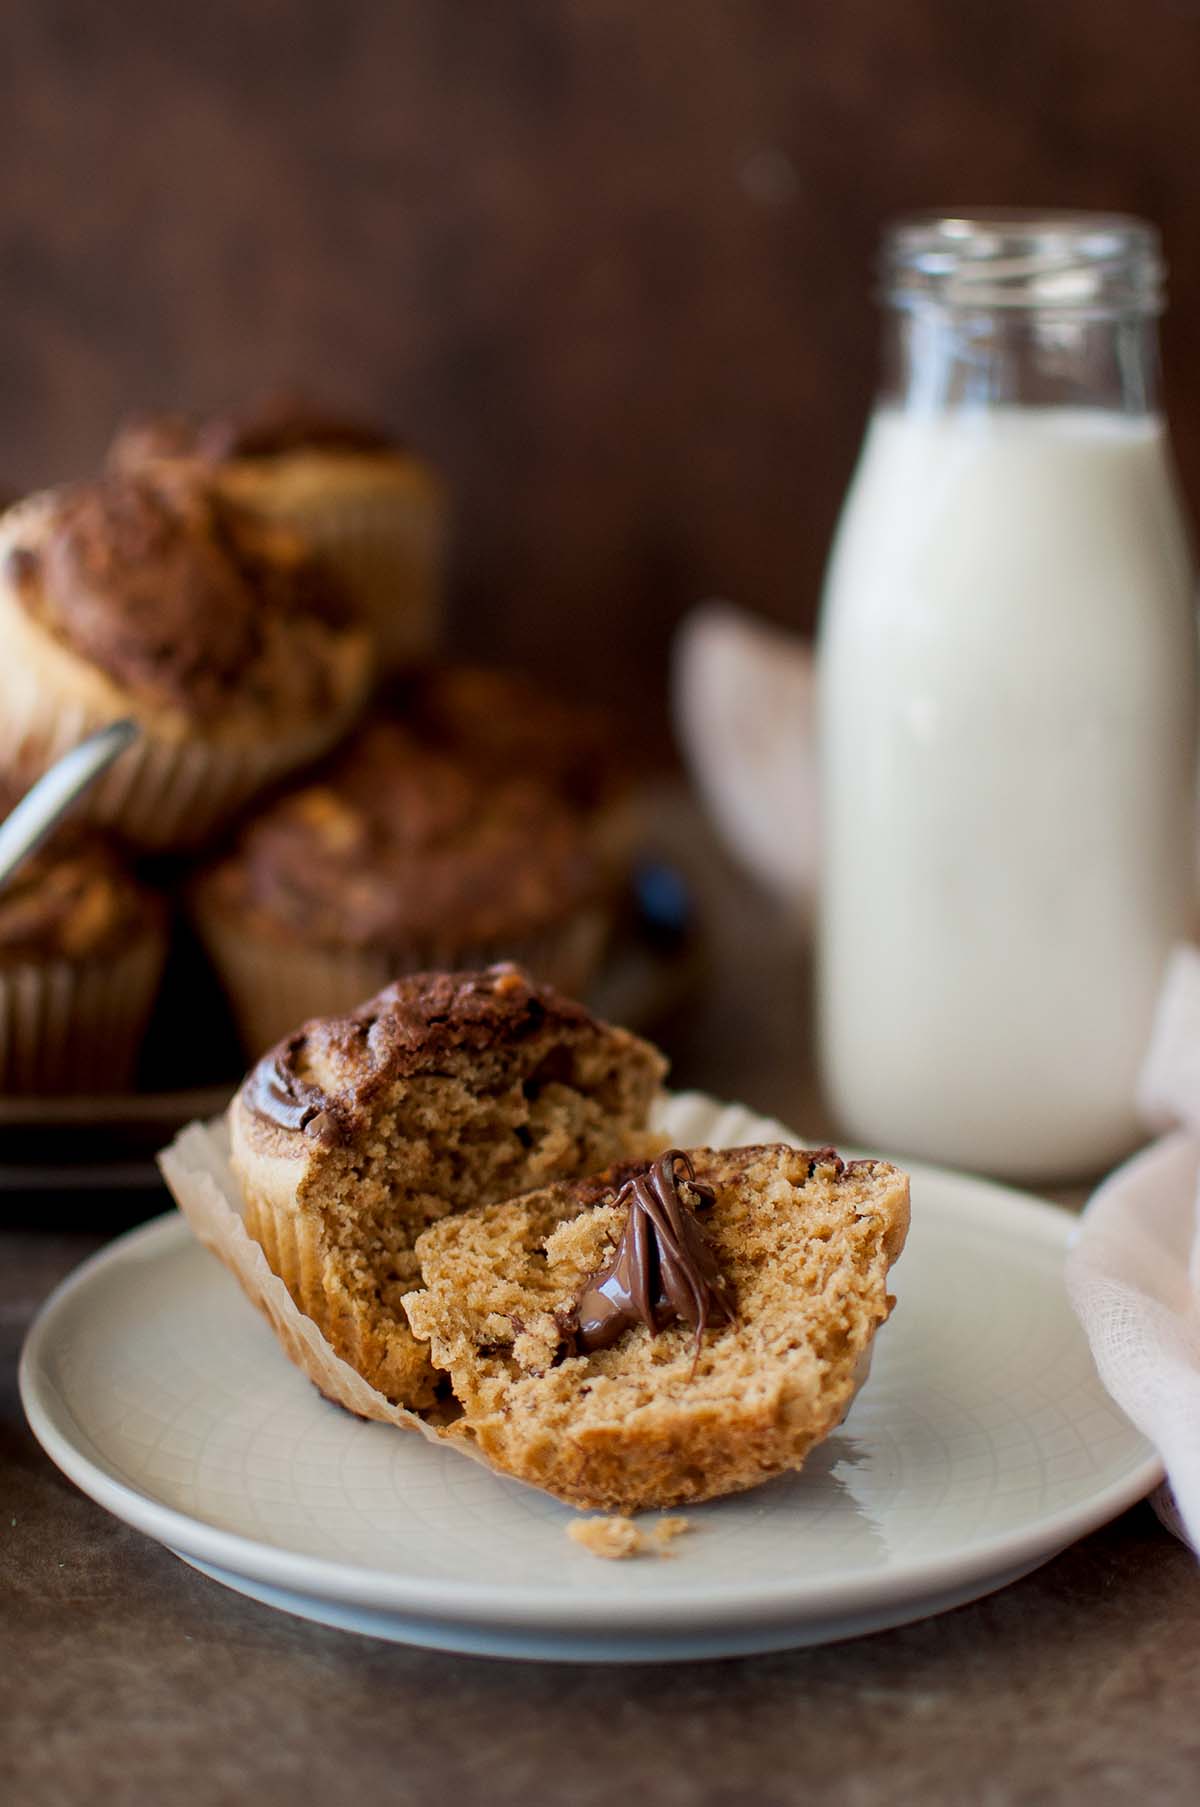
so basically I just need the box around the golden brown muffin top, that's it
[199,720,602,951]
[243,962,604,1142]
[5,471,358,720]
[0,812,160,964]
[385,665,631,817]
[108,394,399,470]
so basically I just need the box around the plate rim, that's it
[20,1175,1163,1636]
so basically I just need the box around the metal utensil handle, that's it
[0,720,139,891]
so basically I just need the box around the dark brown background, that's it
[3,1,1199,719]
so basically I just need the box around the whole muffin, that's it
[385,663,638,885]
[109,396,447,670]
[0,471,373,847]
[192,720,612,1055]
[0,814,167,1091]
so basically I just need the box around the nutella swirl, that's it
[571,1150,735,1361]
[245,1038,342,1143]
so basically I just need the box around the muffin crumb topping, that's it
[12,471,358,719]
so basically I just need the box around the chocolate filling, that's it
[569,1149,735,1361]
[245,1037,342,1144]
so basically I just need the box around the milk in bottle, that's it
[817,215,1197,1180]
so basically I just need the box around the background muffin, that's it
[384,663,638,886]
[0,470,373,848]
[192,719,610,1055]
[109,396,447,672]
[0,812,167,1091]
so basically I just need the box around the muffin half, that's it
[403,1144,910,1510]
[229,964,668,1410]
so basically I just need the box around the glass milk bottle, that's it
[817,213,1198,1181]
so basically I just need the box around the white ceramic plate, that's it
[20,1155,1159,1662]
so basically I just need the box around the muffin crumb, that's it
[566,1515,692,1560]
[567,1516,644,1560]
[651,1516,691,1550]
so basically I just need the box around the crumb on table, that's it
[567,1514,692,1560]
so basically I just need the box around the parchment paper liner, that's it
[0,925,167,1092]
[156,1091,814,1449]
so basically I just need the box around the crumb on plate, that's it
[566,1514,692,1560]
[650,1516,689,1550]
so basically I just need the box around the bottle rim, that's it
[882,210,1165,315]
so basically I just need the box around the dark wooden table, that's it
[4,798,1199,1807]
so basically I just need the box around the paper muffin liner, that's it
[0,666,368,850]
[0,495,374,850]
[157,1091,807,1444]
[0,923,167,1093]
[191,896,612,1058]
[236,1171,439,1405]
[159,1115,439,1439]
[220,458,448,671]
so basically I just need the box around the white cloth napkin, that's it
[1067,946,1200,1555]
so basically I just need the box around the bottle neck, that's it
[880,305,1161,416]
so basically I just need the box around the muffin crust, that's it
[109,397,400,470]
[237,963,660,1154]
[4,471,357,722]
[0,825,160,965]
[196,720,603,953]
[385,665,630,820]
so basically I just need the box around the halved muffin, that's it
[229,964,668,1411]
[403,1144,910,1510]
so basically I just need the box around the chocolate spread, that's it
[572,1150,735,1359]
[245,1037,342,1143]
